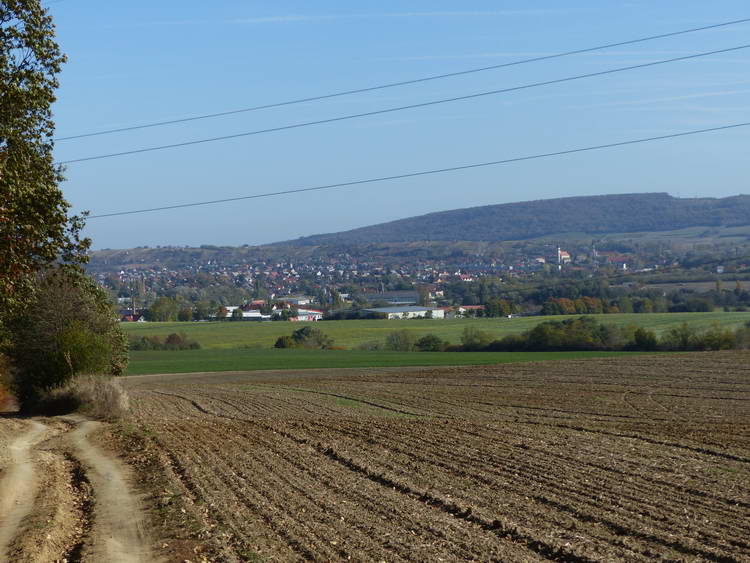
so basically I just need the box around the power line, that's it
[58,43,750,165]
[87,121,750,219]
[54,16,750,142]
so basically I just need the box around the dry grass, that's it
[42,375,130,420]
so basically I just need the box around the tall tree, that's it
[0,1,88,314]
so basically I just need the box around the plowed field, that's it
[123,352,750,562]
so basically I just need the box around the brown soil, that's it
[0,416,151,562]
[115,351,750,562]
[2,351,748,561]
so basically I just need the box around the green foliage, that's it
[274,326,334,349]
[489,317,746,353]
[57,320,111,375]
[0,1,89,315]
[735,326,750,349]
[5,268,128,410]
[700,324,737,351]
[660,323,698,351]
[484,298,515,317]
[193,301,213,321]
[146,296,181,322]
[520,317,625,351]
[460,326,493,351]
[272,308,298,321]
[128,332,200,351]
[384,330,417,352]
[274,335,295,349]
[631,328,658,351]
[669,298,713,313]
[415,333,447,352]
[231,308,244,321]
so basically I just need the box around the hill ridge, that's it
[284,192,750,245]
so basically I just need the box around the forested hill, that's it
[286,193,750,245]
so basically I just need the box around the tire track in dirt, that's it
[67,419,152,563]
[0,420,46,560]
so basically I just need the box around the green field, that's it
[126,349,644,375]
[122,312,750,350]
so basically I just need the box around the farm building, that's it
[364,306,445,319]
[224,306,269,321]
[362,291,419,306]
[291,309,325,322]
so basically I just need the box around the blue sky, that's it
[49,1,750,249]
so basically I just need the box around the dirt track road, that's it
[0,421,45,557]
[0,417,151,563]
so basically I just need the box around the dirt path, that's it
[0,417,152,562]
[68,419,152,563]
[0,421,46,560]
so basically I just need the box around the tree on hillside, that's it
[0,1,89,315]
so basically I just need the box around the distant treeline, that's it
[462,317,750,353]
[128,332,201,351]
[442,277,750,316]
[361,318,750,354]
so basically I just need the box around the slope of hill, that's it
[287,193,750,245]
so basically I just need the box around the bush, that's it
[735,327,750,349]
[274,326,334,349]
[6,269,128,411]
[128,332,200,351]
[274,335,295,349]
[460,326,493,351]
[660,323,698,351]
[356,340,382,351]
[486,333,525,351]
[630,328,658,351]
[34,375,129,420]
[415,334,447,352]
[697,324,736,351]
[384,330,417,351]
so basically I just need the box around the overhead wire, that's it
[58,43,750,165]
[87,121,750,219]
[54,16,750,142]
